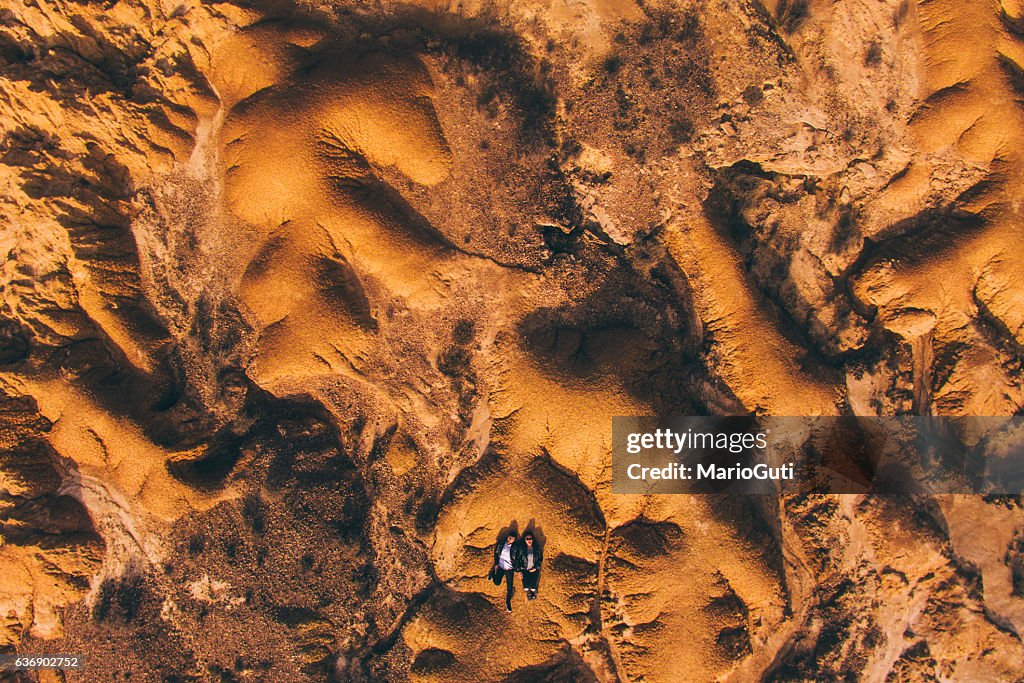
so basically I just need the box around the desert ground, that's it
[1,0,1024,680]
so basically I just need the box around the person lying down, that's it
[489,529,543,612]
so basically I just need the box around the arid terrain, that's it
[2,0,1024,680]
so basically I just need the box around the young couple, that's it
[489,530,543,612]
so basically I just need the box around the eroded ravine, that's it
[1,1,1024,681]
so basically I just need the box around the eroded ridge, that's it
[0,1,1023,681]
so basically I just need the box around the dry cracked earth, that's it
[2,0,1024,681]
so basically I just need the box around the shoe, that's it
[527,591,536,600]
[506,601,512,612]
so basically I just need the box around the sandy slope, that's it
[1,0,1023,681]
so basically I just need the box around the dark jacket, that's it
[518,541,542,571]
[493,539,525,570]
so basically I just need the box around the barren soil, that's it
[1,0,1024,681]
